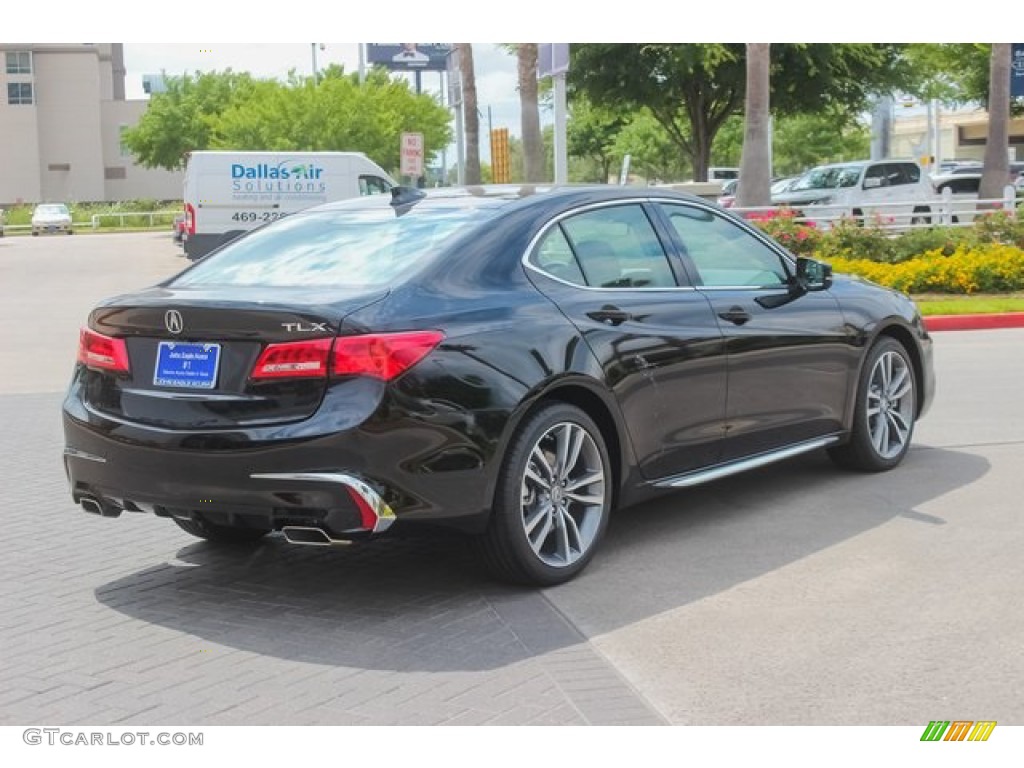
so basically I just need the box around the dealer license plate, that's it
[153,342,221,389]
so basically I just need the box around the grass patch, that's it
[914,294,1024,315]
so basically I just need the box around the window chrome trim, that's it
[520,195,797,292]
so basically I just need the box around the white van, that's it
[182,151,395,260]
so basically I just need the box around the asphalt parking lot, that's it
[1,232,1022,726]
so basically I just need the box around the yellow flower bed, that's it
[823,244,1024,295]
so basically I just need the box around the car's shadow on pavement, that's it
[94,445,989,672]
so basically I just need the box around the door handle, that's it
[717,306,752,325]
[587,306,632,326]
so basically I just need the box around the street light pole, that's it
[311,43,318,83]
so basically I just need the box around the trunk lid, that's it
[81,285,388,429]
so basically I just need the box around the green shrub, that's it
[825,244,1024,294]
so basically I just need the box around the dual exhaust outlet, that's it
[76,473,395,545]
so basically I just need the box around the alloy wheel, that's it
[866,349,915,460]
[519,421,606,568]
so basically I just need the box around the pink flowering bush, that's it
[746,207,822,256]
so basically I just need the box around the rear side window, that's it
[561,205,677,289]
[172,207,492,288]
[900,163,921,183]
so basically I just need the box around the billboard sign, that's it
[1012,43,1024,100]
[367,44,451,72]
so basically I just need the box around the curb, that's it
[924,312,1024,332]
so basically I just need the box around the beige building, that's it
[891,105,1024,168]
[0,43,183,206]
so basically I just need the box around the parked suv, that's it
[772,160,935,227]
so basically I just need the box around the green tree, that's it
[905,44,994,107]
[122,70,259,170]
[211,68,450,174]
[570,44,907,181]
[567,96,628,182]
[613,111,689,182]
[770,114,870,176]
[124,68,450,176]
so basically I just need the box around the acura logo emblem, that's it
[165,310,183,335]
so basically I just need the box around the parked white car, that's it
[31,203,73,235]
[771,160,936,228]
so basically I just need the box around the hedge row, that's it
[825,244,1024,294]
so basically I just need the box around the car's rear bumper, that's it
[62,379,499,536]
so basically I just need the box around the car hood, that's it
[771,189,843,206]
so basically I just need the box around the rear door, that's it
[526,201,727,479]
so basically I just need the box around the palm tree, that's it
[735,43,772,208]
[979,44,1011,202]
[516,44,544,182]
[457,44,481,185]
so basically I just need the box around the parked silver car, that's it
[31,203,73,235]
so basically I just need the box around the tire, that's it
[829,337,917,472]
[173,516,270,544]
[477,403,612,586]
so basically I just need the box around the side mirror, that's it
[795,256,832,292]
[863,177,882,190]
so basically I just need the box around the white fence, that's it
[730,185,1020,231]
[90,211,179,229]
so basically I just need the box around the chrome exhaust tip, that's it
[80,496,120,518]
[281,526,351,546]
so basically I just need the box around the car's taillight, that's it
[251,338,332,380]
[332,331,444,381]
[184,203,196,236]
[78,328,131,373]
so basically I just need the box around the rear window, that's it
[172,206,494,288]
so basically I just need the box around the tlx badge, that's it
[281,322,329,333]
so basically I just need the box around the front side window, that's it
[662,204,790,288]
[7,82,33,105]
[793,165,861,191]
[5,51,31,75]
[359,176,392,196]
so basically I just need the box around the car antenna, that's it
[390,186,427,214]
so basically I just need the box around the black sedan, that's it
[63,185,934,586]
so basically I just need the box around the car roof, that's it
[311,184,711,215]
